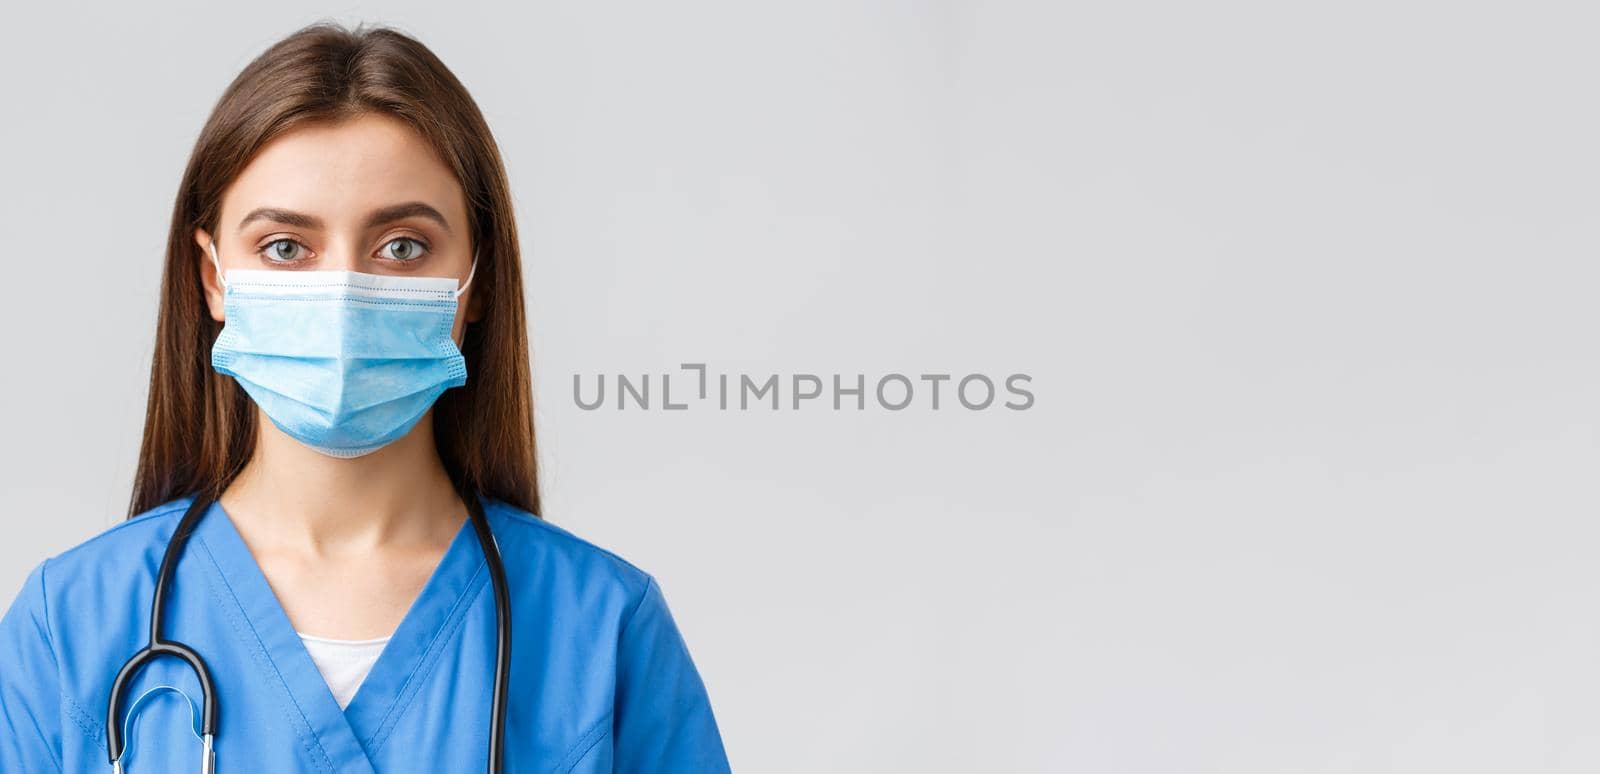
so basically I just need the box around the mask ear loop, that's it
[207,239,228,291]
[455,252,479,299]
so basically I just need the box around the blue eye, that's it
[380,237,429,262]
[261,239,306,263]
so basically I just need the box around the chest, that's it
[68,529,624,772]
[253,547,443,641]
[75,624,616,773]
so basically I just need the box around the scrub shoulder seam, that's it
[46,499,192,563]
[617,576,656,637]
[486,503,655,586]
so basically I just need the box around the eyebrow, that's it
[236,201,452,234]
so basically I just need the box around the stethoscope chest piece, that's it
[110,684,214,774]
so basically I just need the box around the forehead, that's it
[219,112,467,230]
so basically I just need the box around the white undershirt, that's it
[297,631,392,709]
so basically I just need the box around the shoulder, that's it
[1,497,193,657]
[32,497,193,580]
[13,498,196,617]
[480,497,658,618]
[38,497,195,580]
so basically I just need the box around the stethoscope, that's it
[104,487,512,773]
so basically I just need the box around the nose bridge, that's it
[327,230,365,272]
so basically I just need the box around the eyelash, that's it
[257,236,432,264]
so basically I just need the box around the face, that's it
[194,112,481,342]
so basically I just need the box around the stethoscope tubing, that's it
[104,488,511,773]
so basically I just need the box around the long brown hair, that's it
[128,21,540,517]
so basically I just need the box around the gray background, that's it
[2,2,1595,772]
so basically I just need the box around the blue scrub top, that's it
[0,495,732,772]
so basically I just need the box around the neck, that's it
[219,409,466,555]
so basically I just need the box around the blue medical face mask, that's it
[207,240,478,458]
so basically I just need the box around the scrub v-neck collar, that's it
[189,496,491,773]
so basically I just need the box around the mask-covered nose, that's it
[208,253,474,458]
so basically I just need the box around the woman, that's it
[0,21,731,773]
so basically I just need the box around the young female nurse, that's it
[0,22,731,773]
